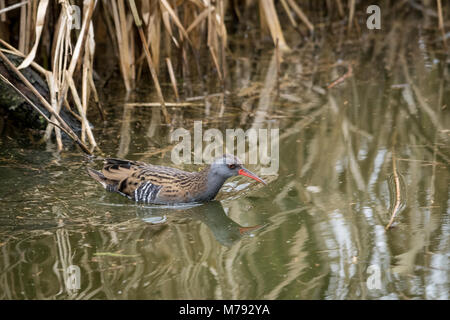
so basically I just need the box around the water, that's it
[0,23,449,300]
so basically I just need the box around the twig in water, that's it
[125,102,203,107]
[327,63,353,89]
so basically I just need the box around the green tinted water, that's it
[0,25,449,300]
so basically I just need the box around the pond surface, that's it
[0,22,449,300]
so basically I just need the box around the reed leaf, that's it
[18,0,48,69]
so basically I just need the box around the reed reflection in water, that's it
[0,17,449,300]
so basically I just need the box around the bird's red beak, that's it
[238,168,267,185]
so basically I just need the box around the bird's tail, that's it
[87,168,107,187]
[87,168,117,192]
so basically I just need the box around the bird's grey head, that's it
[208,154,266,185]
[209,154,243,179]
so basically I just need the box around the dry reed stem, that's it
[63,99,83,122]
[0,0,4,21]
[67,72,97,148]
[56,0,96,115]
[336,0,345,18]
[286,0,314,33]
[209,45,223,82]
[0,40,47,75]
[144,1,161,73]
[0,50,92,154]
[128,0,170,124]
[275,38,280,97]
[18,0,48,69]
[251,51,278,130]
[207,0,222,81]
[117,104,132,158]
[81,40,90,143]
[18,1,26,53]
[45,2,69,147]
[161,4,179,48]
[100,0,120,60]
[165,57,179,101]
[110,0,133,91]
[0,73,73,139]
[279,0,298,29]
[44,72,63,150]
[347,0,355,34]
[218,0,227,80]
[124,102,203,107]
[80,9,97,145]
[160,0,190,42]
[259,0,290,51]
[436,0,447,49]
[88,73,105,120]
[0,1,27,16]
[186,7,214,33]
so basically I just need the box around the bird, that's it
[87,154,266,204]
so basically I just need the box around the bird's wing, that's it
[101,158,199,201]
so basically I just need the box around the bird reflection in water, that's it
[135,201,264,247]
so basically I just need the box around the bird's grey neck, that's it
[194,166,227,202]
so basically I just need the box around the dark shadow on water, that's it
[135,200,264,247]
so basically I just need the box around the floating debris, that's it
[94,252,139,258]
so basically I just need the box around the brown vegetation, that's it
[0,0,448,153]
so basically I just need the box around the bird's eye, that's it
[228,164,236,170]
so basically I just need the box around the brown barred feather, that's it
[91,158,211,204]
